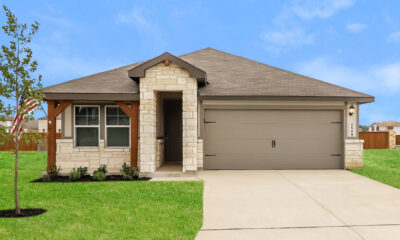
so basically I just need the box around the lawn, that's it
[0,152,203,240]
[351,149,400,189]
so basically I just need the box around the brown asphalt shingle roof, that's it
[44,47,373,100]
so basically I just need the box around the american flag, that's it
[11,94,39,138]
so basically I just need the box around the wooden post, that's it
[47,100,72,172]
[131,102,139,168]
[116,101,139,168]
[47,100,56,172]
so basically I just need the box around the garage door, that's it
[204,110,343,169]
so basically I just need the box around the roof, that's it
[44,47,374,102]
[23,120,38,130]
[128,52,207,85]
[370,121,400,127]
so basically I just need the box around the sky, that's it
[1,0,399,125]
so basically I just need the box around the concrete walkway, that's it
[196,170,400,240]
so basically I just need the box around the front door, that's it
[164,99,182,162]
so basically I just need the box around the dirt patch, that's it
[31,175,151,183]
[0,208,46,218]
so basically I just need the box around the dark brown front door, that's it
[164,99,182,162]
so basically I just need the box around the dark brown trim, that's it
[44,93,139,101]
[128,52,207,85]
[199,95,374,103]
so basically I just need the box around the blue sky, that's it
[1,0,400,125]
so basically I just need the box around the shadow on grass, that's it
[0,208,47,218]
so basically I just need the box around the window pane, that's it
[75,116,87,125]
[87,115,99,125]
[75,107,87,116]
[106,107,129,125]
[119,116,130,125]
[107,127,129,147]
[106,107,118,116]
[106,115,118,125]
[76,128,98,146]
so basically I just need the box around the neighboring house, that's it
[369,121,400,135]
[43,48,374,176]
[38,116,62,133]
[0,116,38,133]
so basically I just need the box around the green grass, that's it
[351,149,400,189]
[0,152,203,240]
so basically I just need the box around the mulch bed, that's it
[0,208,46,218]
[31,175,151,183]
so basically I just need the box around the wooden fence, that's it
[0,133,61,151]
[359,132,389,149]
[397,135,400,146]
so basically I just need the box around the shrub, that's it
[42,174,51,182]
[95,165,107,174]
[69,169,81,181]
[77,166,88,176]
[49,165,61,178]
[93,171,106,181]
[122,173,133,180]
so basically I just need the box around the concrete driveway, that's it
[196,170,400,240]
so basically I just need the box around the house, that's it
[43,48,374,176]
[38,116,62,133]
[0,116,38,133]
[369,121,400,135]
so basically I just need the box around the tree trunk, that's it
[15,133,20,215]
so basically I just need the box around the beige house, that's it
[43,48,374,176]
[369,121,400,135]
[0,116,38,133]
[38,116,62,133]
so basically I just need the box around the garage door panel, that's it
[204,109,343,170]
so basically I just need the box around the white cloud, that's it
[261,27,315,53]
[291,0,356,19]
[294,57,400,94]
[346,23,367,33]
[116,6,166,51]
[388,31,400,42]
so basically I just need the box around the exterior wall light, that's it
[349,104,355,116]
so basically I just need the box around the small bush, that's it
[42,174,51,182]
[122,173,133,180]
[93,171,106,181]
[49,165,61,178]
[120,163,135,176]
[69,169,81,181]
[95,165,107,174]
[77,166,88,176]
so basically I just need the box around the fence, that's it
[0,133,61,151]
[359,132,389,149]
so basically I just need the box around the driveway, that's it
[196,170,400,240]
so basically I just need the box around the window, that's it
[105,106,130,147]
[74,106,99,147]
[388,126,394,130]
[377,126,380,131]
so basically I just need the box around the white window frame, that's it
[105,105,130,148]
[74,105,100,148]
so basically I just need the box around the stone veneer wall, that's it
[197,139,203,169]
[344,139,364,169]
[56,139,130,175]
[389,130,396,149]
[156,139,164,168]
[139,63,198,173]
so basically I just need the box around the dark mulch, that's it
[31,175,151,183]
[0,208,47,218]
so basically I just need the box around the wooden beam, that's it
[131,102,139,168]
[47,100,57,172]
[115,101,139,168]
[47,100,72,172]
[115,101,132,116]
[54,100,72,117]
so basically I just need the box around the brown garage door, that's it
[204,109,343,170]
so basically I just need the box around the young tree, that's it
[0,5,43,214]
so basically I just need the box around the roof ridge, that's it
[194,48,373,98]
